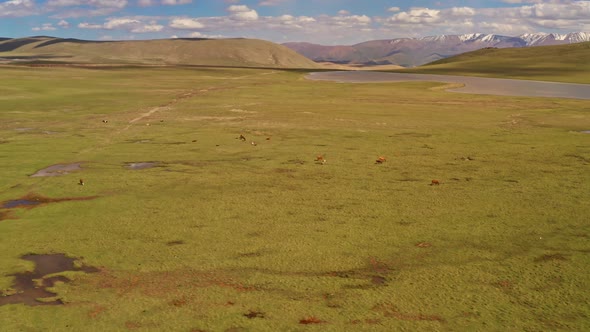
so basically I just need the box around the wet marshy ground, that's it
[125,162,160,170]
[30,163,83,177]
[0,193,97,210]
[0,254,99,306]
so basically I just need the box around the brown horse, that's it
[375,156,386,164]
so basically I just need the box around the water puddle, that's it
[125,162,159,170]
[1,193,97,210]
[0,254,99,306]
[581,131,590,134]
[31,163,82,177]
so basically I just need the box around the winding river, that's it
[306,71,590,100]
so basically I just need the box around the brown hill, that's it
[0,36,321,69]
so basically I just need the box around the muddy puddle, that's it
[1,193,97,210]
[0,254,99,306]
[31,163,82,177]
[125,162,160,170]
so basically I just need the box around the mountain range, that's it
[283,32,590,67]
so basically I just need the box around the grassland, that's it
[0,64,589,331]
[401,41,590,84]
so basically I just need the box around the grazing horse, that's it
[375,156,386,164]
[79,179,85,186]
[431,179,440,185]
[239,134,247,141]
[315,155,326,164]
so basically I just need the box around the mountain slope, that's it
[0,36,321,69]
[403,41,590,84]
[284,32,590,67]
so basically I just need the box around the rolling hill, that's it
[0,36,321,69]
[404,41,590,84]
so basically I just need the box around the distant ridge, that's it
[404,41,590,84]
[284,32,590,67]
[0,36,321,69]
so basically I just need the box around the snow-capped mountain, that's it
[520,32,590,46]
[283,32,590,67]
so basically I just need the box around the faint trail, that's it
[78,69,275,155]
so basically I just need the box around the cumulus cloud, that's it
[58,19,70,27]
[389,8,442,24]
[137,0,153,6]
[188,31,225,38]
[228,5,259,21]
[259,0,285,5]
[161,0,191,5]
[47,0,128,18]
[78,22,103,29]
[78,17,165,33]
[32,23,57,31]
[0,0,37,17]
[169,17,204,29]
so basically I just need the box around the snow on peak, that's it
[421,35,454,42]
[519,32,590,45]
[565,32,590,42]
[459,33,483,42]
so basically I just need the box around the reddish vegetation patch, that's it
[299,316,325,324]
[350,318,382,325]
[495,280,513,290]
[0,193,98,209]
[416,242,432,248]
[125,321,142,330]
[535,253,568,262]
[90,269,259,299]
[368,257,390,274]
[170,298,188,307]
[0,210,14,221]
[244,310,265,319]
[0,253,99,306]
[88,305,107,318]
[373,303,445,322]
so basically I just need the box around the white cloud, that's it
[169,17,205,29]
[32,23,57,31]
[0,0,36,17]
[388,7,400,12]
[188,31,225,38]
[450,7,476,16]
[104,18,140,29]
[131,23,163,32]
[338,10,350,15]
[161,0,191,5]
[389,8,442,24]
[228,5,259,21]
[58,19,70,27]
[78,22,103,29]
[259,0,285,5]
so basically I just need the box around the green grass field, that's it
[401,42,590,84]
[0,65,589,331]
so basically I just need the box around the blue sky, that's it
[1,0,588,44]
